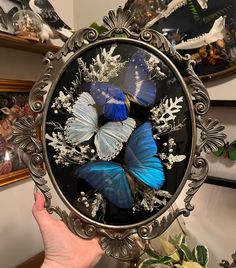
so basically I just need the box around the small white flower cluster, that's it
[158,138,186,170]
[132,189,172,213]
[145,56,167,80]
[46,132,93,166]
[78,191,105,218]
[150,96,185,137]
[51,73,81,114]
[51,90,73,114]
[78,44,127,82]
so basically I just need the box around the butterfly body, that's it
[213,140,236,161]
[82,82,128,122]
[64,92,136,161]
[74,122,165,209]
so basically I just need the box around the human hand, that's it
[32,192,104,268]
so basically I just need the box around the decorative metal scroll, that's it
[12,7,226,259]
[220,252,236,268]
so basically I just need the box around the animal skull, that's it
[196,0,208,9]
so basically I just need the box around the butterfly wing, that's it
[74,161,132,208]
[95,118,136,160]
[213,146,224,157]
[228,140,236,161]
[82,82,128,121]
[124,122,165,189]
[64,92,97,145]
[124,52,156,107]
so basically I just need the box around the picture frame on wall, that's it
[0,79,35,187]
[124,0,236,81]
[0,0,21,35]
[205,100,236,189]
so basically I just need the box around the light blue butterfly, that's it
[74,122,165,209]
[64,92,136,160]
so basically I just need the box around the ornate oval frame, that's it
[13,7,226,259]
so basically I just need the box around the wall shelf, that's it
[0,32,60,54]
[205,176,236,189]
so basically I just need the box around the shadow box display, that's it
[0,80,35,187]
[12,7,226,261]
[205,100,236,189]
[124,0,236,80]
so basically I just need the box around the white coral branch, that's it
[78,44,127,82]
[46,132,93,166]
[145,57,167,80]
[132,189,172,213]
[151,96,184,135]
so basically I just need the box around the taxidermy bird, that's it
[0,6,19,30]
[10,0,73,42]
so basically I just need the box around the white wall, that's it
[74,0,126,29]
[175,77,236,267]
[49,0,74,29]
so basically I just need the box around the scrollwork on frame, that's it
[29,65,53,113]
[50,28,99,61]
[185,156,209,211]
[196,117,226,155]
[137,208,185,240]
[100,7,139,39]
[187,60,210,116]
[13,115,42,154]
[100,230,138,258]
[140,29,189,63]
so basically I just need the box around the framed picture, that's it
[0,79,35,187]
[124,0,236,80]
[11,7,226,259]
[0,0,21,34]
[205,100,236,188]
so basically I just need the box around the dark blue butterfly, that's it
[74,122,165,209]
[81,52,157,121]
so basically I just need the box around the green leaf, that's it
[160,238,181,262]
[138,258,171,268]
[179,244,193,261]
[89,22,106,34]
[169,234,184,247]
[146,247,162,259]
[182,261,203,268]
[138,258,159,268]
[158,256,174,264]
[193,245,209,267]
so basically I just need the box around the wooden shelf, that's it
[0,32,60,54]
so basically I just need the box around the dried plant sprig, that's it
[145,56,167,81]
[78,44,127,82]
[46,132,95,166]
[132,189,172,213]
[151,96,185,136]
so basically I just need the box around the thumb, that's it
[32,192,53,227]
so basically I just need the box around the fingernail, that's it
[34,186,38,201]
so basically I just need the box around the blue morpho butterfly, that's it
[74,121,165,209]
[81,52,157,121]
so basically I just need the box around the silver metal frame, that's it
[12,7,226,259]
